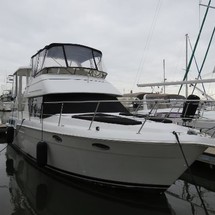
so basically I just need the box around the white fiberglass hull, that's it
[12,121,208,191]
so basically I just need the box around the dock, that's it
[198,147,215,168]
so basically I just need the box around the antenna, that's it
[163,59,166,94]
[185,34,188,98]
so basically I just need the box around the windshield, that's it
[31,44,103,76]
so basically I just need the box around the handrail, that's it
[137,101,158,134]
[58,103,64,126]
[88,102,100,130]
[13,98,215,136]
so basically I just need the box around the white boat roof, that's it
[14,67,31,76]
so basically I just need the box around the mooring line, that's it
[0,145,7,154]
[172,131,209,215]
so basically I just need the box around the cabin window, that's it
[64,45,103,71]
[43,46,67,70]
[41,93,128,118]
[28,94,129,118]
[32,49,47,76]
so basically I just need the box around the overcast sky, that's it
[0,0,215,96]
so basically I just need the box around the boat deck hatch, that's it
[72,114,142,125]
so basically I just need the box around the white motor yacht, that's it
[7,43,215,191]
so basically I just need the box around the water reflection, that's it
[5,145,172,215]
[4,144,215,215]
[166,180,215,215]
[166,162,215,215]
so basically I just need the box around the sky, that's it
[0,0,215,97]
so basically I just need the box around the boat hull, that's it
[12,125,207,191]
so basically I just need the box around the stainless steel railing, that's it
[11,98,215,135]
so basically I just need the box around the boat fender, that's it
[36,141,48,167]
[6,127,14,144]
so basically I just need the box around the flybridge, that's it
[30,43,107,79]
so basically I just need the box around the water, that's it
[0,143,215,215]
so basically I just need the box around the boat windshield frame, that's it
[31,43,106,78]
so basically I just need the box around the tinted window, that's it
[42,93,128,118]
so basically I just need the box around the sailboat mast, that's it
[178,0,211,94]
[191,26,215,95]
[185,34,188,98]
[163,59,166,94]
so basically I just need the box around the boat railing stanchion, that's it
[134,99,141,114]
[21,108,23,120]
[40,102,44,124]
[28,100,31,121]
[137,101,157,134]
[89,101,100,130]
[58,102,64,126]
[137,119,147,134]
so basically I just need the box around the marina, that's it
[0,1,215,214]
[0,39,215,214]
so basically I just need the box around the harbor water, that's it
[0,143,215,215]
